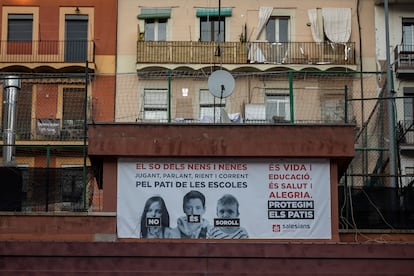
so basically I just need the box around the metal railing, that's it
[394,44,414,72]
[339,186,414,229]
[0,40,95,63]
[137,41,246,64]
[136,41,355,65]
[398,120,414,144]
[0,165,92,212]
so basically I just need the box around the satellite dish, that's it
[208,70,235,98]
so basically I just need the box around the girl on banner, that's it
[139,196,174,238]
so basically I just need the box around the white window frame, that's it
[266,16,290,43]
[144,18,167,41]
[143,89,168,121]
[402,18,414,51]
[265,89,290,122]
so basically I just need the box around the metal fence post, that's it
[168,69,172,123]
[289,71,294,123]
[344,85,348,124]
[83,61,89,210]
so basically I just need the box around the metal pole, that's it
[384,0,397,188]
[344,85,348,124]
[289,71,294,123]
[168,69,171,123]
[83,61,88,210]
[45,145,50,212]
[2,76,21,165]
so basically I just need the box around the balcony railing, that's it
[137,41,246,64]
[0,40,95,63]
[398,120,414,145]
[136,41,355,65]
[394,44,414,78]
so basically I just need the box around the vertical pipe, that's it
[45,145,50,212]
[384,0,397,188]
[83,61,89,210]
[344,85,348,124]
[168,69,172,123]
[288,71,294,123]
[217,0,222,59]
[2,76,21,165]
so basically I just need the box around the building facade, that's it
[116,0,378,127]
[0,0,116,211]
[0,0,413,274]
[375,0,414,188]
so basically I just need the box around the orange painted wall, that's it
[1,0,117,55]
[36,84,58,119]
[91,75,116,121]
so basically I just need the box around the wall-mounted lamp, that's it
[182,88,189,97]
[75,7,80,14]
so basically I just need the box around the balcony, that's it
[136,41,355,69]
[398,120,414,147]
[0,40,95,70]
[394,44,414,78]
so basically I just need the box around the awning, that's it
[138,8,171,19]
[196,8,232,17]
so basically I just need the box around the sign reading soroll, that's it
[117,158,331,239]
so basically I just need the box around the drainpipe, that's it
[384,0,397,188]
[2,76,21,166]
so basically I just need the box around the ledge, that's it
[88,123,356,175]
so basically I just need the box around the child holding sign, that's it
[139,196,174,238]
[171,190,211,238]
[208,194,249,239]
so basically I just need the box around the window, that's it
[145,18,167,41]
[199,89,225,121]
[266,17,289,43]
[143,89,168,121]
[200,17,225,42]
[138,8,171,41]
[65,15,88,62]
[62,88,85,138]
[403,88,414,142]
[265,91,290,122]
[265,17,290,63]
[404,167,414,187]
[60,165,84,209]
[7,14,33,54]
[404,88,414,121]
[403,18,414,51]
[8,14,33,41]
[197,7,231,42]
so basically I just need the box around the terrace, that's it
[394,44,414,79]
[136,41,356,68]
[0,40,95,70]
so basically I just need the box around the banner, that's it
[117,158,331,239]
[36,118,60,136]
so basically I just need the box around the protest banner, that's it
[117,158,331,239]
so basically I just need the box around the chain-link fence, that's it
[340,74,414,229]
[1,71,413,229]
[115,70,361,124]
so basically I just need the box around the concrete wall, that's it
[0,241,413,274]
